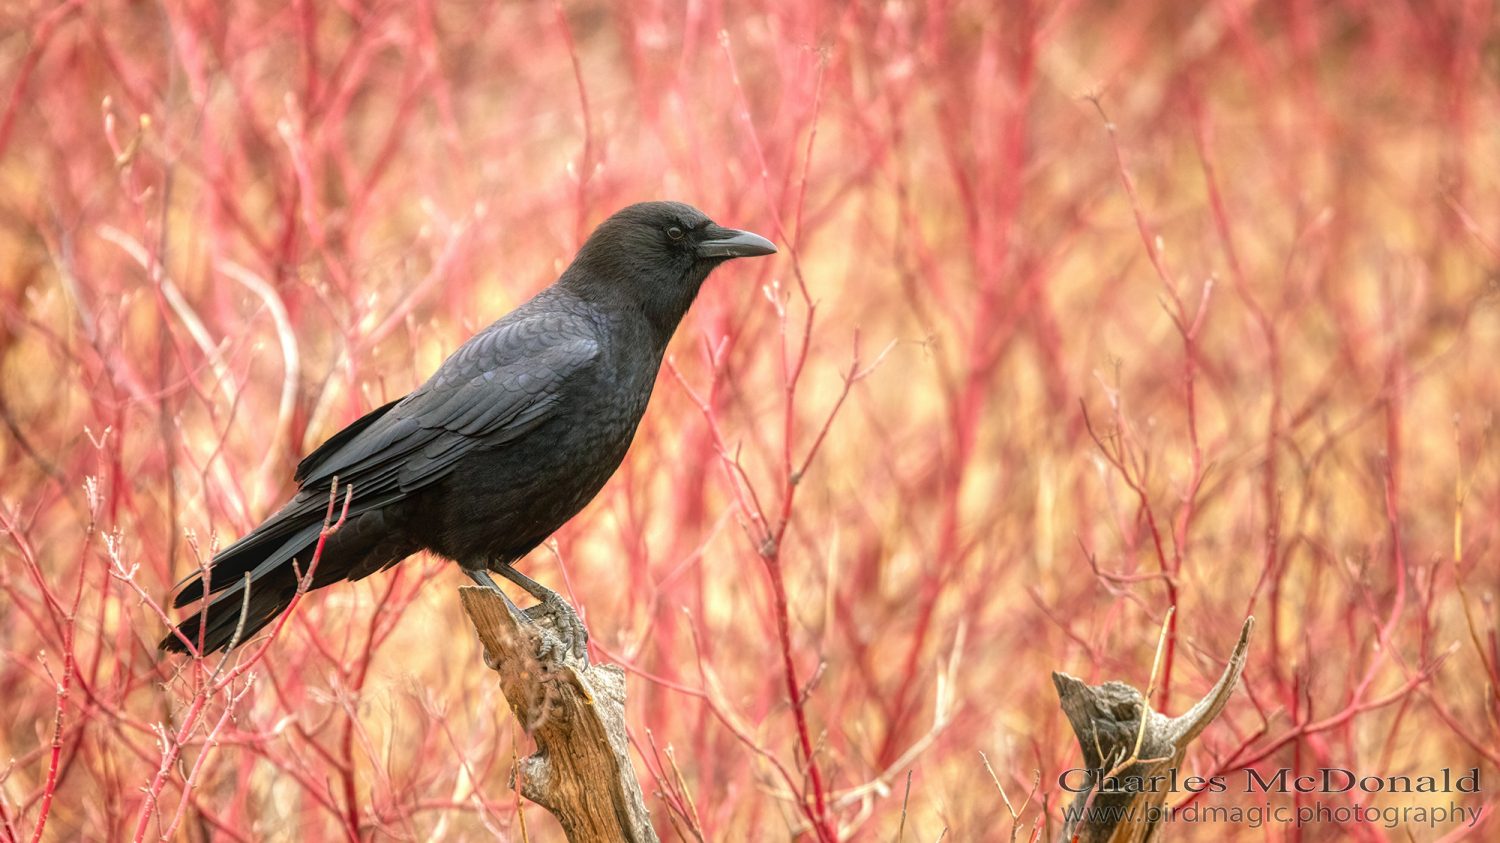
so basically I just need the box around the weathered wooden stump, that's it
[1054,617,1254,843]
[460,586,659,843]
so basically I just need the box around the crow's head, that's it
[564,201,776,341]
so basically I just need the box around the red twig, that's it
[128,480,352,842]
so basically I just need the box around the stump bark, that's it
[1054,617,1254,843]
[459,586,659,843]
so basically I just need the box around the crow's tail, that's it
[158,521,325,655]
[158,568,302,654]
[158,503,421,655]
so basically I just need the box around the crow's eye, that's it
[667,226,684,241]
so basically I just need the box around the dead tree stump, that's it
[1054,617,1254,843]
[459,586,659,843]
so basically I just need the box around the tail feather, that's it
[173,520,323,607]
[160,570,299,654]
[159,504,421,655]
[174,491,410,608]
[160,525,323,654]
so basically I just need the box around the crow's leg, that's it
[494,564,589,664]
[463,565,584,664]
[463,567,533,624]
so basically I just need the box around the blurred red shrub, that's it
[0,0,1495,840]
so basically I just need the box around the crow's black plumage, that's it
[160,201,775,658]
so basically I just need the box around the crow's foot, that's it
[465,565,589,665]
[522,590,588,664]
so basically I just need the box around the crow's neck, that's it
[560,262,714,353]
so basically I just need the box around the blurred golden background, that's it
[0,0,1496,840]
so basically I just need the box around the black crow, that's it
[160,201,775,660]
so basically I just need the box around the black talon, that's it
[499,564,590,665]
[466,565,589,665]
[522,590,589,664]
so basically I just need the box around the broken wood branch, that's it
[1054,617,1254,843]
[460,586,659,843]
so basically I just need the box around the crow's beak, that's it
[697,226,777,259]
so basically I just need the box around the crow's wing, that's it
[295,309,600,497]
[177,308,599,605]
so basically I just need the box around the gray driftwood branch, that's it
[1054,617,1254,843]
[459,586,659,843]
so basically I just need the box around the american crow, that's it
[160,201,775,660]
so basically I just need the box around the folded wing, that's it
[172,309,600,608]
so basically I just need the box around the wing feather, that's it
[295,312,598,500]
